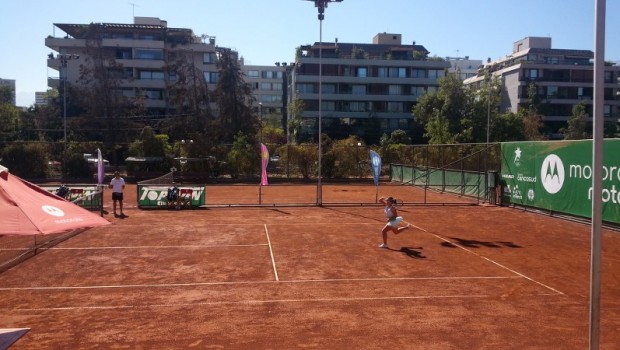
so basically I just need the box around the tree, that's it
[424,113,455,144]
[561,102,589,140]
[213,48,256,144]
[226,132,256,178]
[287,97,305,144]
[0,86,13,104]
[522,111,546,141]
[493,112,525,141]
[412,73,478,144]
[165,49,213,140]
[521,83,546,141]
[75,23,144,162]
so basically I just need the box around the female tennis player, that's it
[378,196,411,248]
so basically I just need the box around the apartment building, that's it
[35,91,49,106]
[464,36,620,138]
[45,17,227,120]
[291,33,451,143]
[242,63,287,132]
[446,57,483,81]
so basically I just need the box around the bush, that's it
[0,143,48,178]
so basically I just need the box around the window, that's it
[352,85,366,95]
[144,90,163,100]
[260,95,282,103]
[261,82,272,90]
[356,67,367,78]
[139,71,165,80]
[109,68,133,79]
[134,48,163,60]
[247,70,259,78]
[322,101,335,111]
[389,67,407,78]
[168,72,177,82]
[378,67,388,78]
[388,85,402,95]
[411,86,426,96]
[138,34,162,41]
[604,105,611,118]
[204,71,219,83]
[547,86,558,97]
[428,70,445,79]
[349,102,367,112]
[297,83,314,93]
[261,70,283,79]
[203,52,217,64]
[526,69,538,80]
[545,57,560,64]
[387,102,403,112]
[115,49,132,59]
[604,71,614,83]
[113,89,134,98]
[322,84,336,94]
[412,69,426,78]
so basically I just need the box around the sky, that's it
[1,0,619,107]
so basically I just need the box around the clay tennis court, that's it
[1,183,620,349]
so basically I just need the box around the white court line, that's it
[264,224,279,281]
[3,293,565,312]
[34,244,267,250]
[0,275,521,291]
[408,223,565,295]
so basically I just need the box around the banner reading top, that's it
[500,139,620,225]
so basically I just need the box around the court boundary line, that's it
[0,275,528,291]
[26,244,267,250]
[3,292,564,312]
[264,224,279,281]
[409,223,565,295]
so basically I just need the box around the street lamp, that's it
[55,53,79,179]
[305,0,343,206]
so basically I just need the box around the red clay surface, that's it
[1,183,620,349]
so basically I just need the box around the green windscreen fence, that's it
[390,164,488,201]
[501,139,620,225]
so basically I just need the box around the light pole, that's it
[56,53,78,180]
[305,0,343,206]
[486,74,491,146]
[258,102,263,144]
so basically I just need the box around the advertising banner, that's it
[260,143,269,186]
[369,150,381,186]
[501,139,620,224]
[137,185,206,208]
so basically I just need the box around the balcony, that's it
[45,36,86,51]
[47,77,60,89]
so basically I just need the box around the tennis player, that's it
[378,196,411,248]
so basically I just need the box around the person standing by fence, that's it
[109,171,126,217]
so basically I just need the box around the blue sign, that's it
[369,150,381,186]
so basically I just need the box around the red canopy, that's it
[0,165,110,235]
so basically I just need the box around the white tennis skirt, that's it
[387,216,403,227]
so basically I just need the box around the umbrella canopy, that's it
[0,165,110,235]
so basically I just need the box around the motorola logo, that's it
[541,154,565,194]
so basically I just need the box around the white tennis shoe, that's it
[378,243,388,248]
